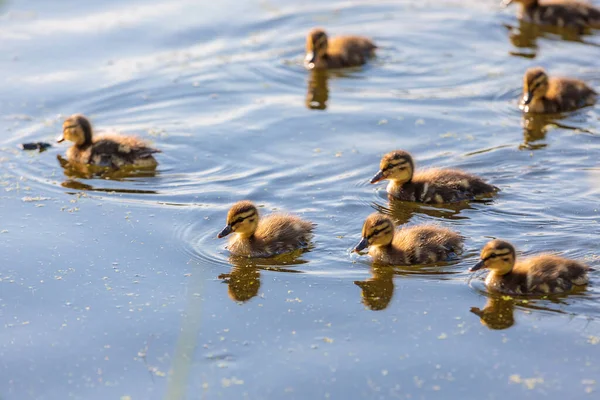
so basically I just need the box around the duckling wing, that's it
[393,225,463,264]
[91,135,160,167]
[414,169,497,201]
[328,36,377,67]
[549,77,597,110]
[255,214,315,255]
[517,255,590,293]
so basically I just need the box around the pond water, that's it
[1,0,600,398]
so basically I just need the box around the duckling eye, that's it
[233,217,244,225]
[489,254,498,259]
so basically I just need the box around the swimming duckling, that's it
[470,239,592,295]
[370,150,497,204]
[520,67,597,113]
[502,0,600,32]
[353,213,463,266]
[217,201,315,258]
[305,28,376,70]
[57,114,160,168]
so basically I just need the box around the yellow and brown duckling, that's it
[470,239,593,295]
[520,67,597,113]
[57,114,160,168]
[370,150,498,204]
[353,213,463,266]
[217,201,315,258]
[304,28,376,70]
[503,0,600,32]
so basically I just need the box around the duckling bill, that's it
[470,239,592,295]
[353,213,463,266]
[57,114,160,169]
[370,150,498,204]
[520,67,597,113]
[502,0,600,32]
[305,28,376,70]
[218,200,315,258]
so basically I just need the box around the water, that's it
[1,0,600,398]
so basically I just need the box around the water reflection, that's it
[305,70,329,110]
[58,155,159,180]
[218,255,306,303]
[372,197,475,226]
[354,264,394,311]
[505,21,596,58]
[520,113,596,150]
[470,297,516,330]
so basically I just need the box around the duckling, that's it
[520,67,597,113]
[57,114,160,168]
[370,150,498,204]
[217,200,315,258]
[502,0,600,32]
[305,28,376,70]
[470,239,592,295]
[353,213,463,266]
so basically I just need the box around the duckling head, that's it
[522,67,549,106]
[305,28,328,69]
[370,150,414,185]
[218,200,259,239]
[57,114,93,147]
[470,239,516,275]
[353,213,395,252]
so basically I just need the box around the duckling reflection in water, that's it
[218,201,315,258]
[57,114,160,169]
[306,70,329,110]
[304,28,376,70]
[470,239,592,295]
[470,297,516,330]
[353,213,463,266]
[218,266,261,303]
[520,67,597,113]
[354,265,395,311]
[502,0,600,33]
[370,150,498,204]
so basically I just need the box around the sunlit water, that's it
[1,0,600,398]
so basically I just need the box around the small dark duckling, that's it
[520,67,597,113]
[370,150,497,204]
[57,114,160,168]
[503,0,600,32]
[304,28,376,70]
[353,213,463,266]
[470,239,592,295]
[217,201,315,258]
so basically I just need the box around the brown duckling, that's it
[217,201,315,258]
[470,239,592,295]
[353,213,463,266]
[370,150,498,204]
[503,0,600,32]
[305,28,376,70]
[57,114,160,168]
[520,67,597,113]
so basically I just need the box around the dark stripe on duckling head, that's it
[226,201,258,226]
[72,114,93,146]
[481,239,515,260]
[362,213,394,238]
[381,150,414,173]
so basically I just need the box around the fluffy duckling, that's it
[502,0,600,32]
[470,239,592,295]
[305,28,376,70]
[353,213,463,266]
[57,114,160,168]
[217,201,315,258]
[370,150,497,204]
[520,67,597,113]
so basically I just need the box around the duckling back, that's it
[371,225,462,265]
[327,36,377,68]
[520,1,600,31]
[394,169,497,203]
[68,134,160,168]
[228,214,314,258]
[547,77,597,112]
[487,254,591,295]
